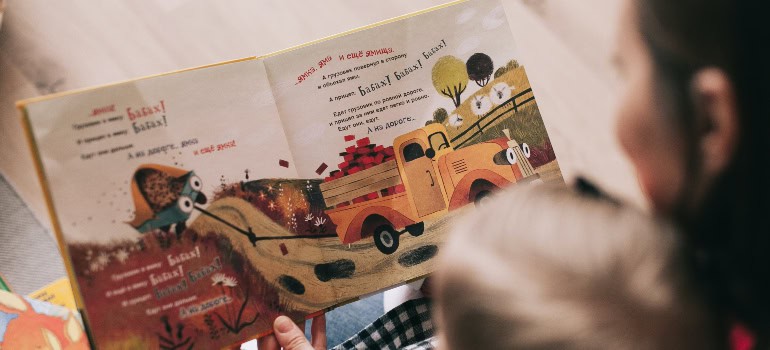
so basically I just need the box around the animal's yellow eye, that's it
[178,196,194,213]
[188,175,202,191]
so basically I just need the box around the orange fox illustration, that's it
[0,290,89,350]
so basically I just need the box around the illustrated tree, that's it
[433,108,448,124]
[494,59,521,79]
[466,53,494,87]
[432,56,469,107]
[426,108,449,126]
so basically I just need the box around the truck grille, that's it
[452,160,468,174]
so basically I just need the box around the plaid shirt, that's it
[332,298,437,350]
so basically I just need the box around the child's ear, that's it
[692,68,739,177]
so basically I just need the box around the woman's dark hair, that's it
[637,0,770,346]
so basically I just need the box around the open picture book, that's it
[18,0,563,348]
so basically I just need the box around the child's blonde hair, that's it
[436,184,716,350]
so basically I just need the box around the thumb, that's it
[273,316,313,350]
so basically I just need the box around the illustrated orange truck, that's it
[320,123,538,254]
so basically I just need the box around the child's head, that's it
[435,184,716,350]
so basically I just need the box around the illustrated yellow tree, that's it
[432,56,469,107]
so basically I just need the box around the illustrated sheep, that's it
[449,113,464,128]
[471,95,492,116]
[489,82,513,105]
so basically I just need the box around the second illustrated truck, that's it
[320,123,538,254]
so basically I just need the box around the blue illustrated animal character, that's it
[127,164,207,237]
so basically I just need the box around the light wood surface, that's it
[0,0,644,234]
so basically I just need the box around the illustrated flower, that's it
[314,217,327,227]
[114,249,130,264]
[96,252,110,267]
[211,273,227,286]
[89,261,101,272]
[212,273,238,288]
[222,276,238,288]
[305,214,314,222]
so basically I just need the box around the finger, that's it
[257,334,279,350]
[421,277,434,298]
[273,315,314,350]
[310,314,327,350]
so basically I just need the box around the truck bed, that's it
[324,191,414,244]
[319,160,402,207]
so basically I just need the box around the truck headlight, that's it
[521,143,531,159]
[493,148,517,165]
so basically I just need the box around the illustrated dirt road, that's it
[189,197,463,314]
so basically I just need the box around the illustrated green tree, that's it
[432,56,469,107]
[494,59,521,79]
[466,53,494,87]
[433,108,449,124]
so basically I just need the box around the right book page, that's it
[264,0,562,302]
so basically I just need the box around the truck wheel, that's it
[373,225,399,255]
[474,190,492,207]
[406,222,425,237]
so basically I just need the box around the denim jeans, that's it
[305,292,384,347]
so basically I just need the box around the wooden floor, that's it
[0,0,643,233]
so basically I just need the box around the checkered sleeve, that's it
[331,297,435,350]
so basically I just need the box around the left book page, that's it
[20,59,300,349]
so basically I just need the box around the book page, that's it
[28,277,77,311]
[0,289,89,350]
[264,0,562,306]
[23,59,308,348]
[0,273,10,292]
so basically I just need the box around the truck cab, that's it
[392,123,454,222]
[395,123,533,219]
